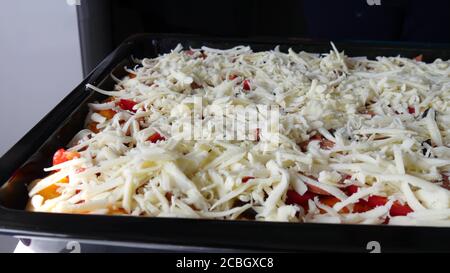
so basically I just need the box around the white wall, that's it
[0,0,82,252]
[0,0,82,156]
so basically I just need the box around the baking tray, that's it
[1,34,450,252]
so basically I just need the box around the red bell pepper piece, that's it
[345,185,359,196]
[319,196,349,213]
[243,79,251,91]
[117,99,137,112]
[353,199,372,213]
[147,132,166,143]
[53,149,80,166]
[367,195,388,207]
[242,176,255,183]
[367,195,413,216]
[286,189,316,209]
[255,128,260,141]
[307,184,331,196]
[389,202,413,216]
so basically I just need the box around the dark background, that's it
[77,0,450,75]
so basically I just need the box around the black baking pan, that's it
[1,34,449,253]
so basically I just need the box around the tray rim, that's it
[1,33,449,252]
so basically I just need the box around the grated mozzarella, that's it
[27,43,450,225]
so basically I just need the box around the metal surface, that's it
[1,34,450,252]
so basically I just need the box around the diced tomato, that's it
[367,195,388,207]
[345,185,359,196]
[298,140,310,152]
[147,132,166,143]
[117,99,137,112]
[255,128,260,142]
[319,196,349,213]
[165,192,173,202]
[75,168,86,174]
[360,108,375,117]
[191,82,202,89]
[310,133,323,141]
[414,54,423,62]
[320,139,335,150]
[442,174,450,190]
[88,122,99,133]
[389,202,413,216]
[353,199,372,213]
[301,133,335,150]
[408,106,415,114]
[52,149,80,166]
[243,79,251,91]
[341,174,352,181]
[98,109,117,120]
[242,176,255,183]
[229,74,238,80]
[286,189,316,209]
[307,184,331,196]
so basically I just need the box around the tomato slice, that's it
[147,132,166,143]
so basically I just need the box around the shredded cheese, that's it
[27,43,450,225]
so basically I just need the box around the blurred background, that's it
[0,0,449,252]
